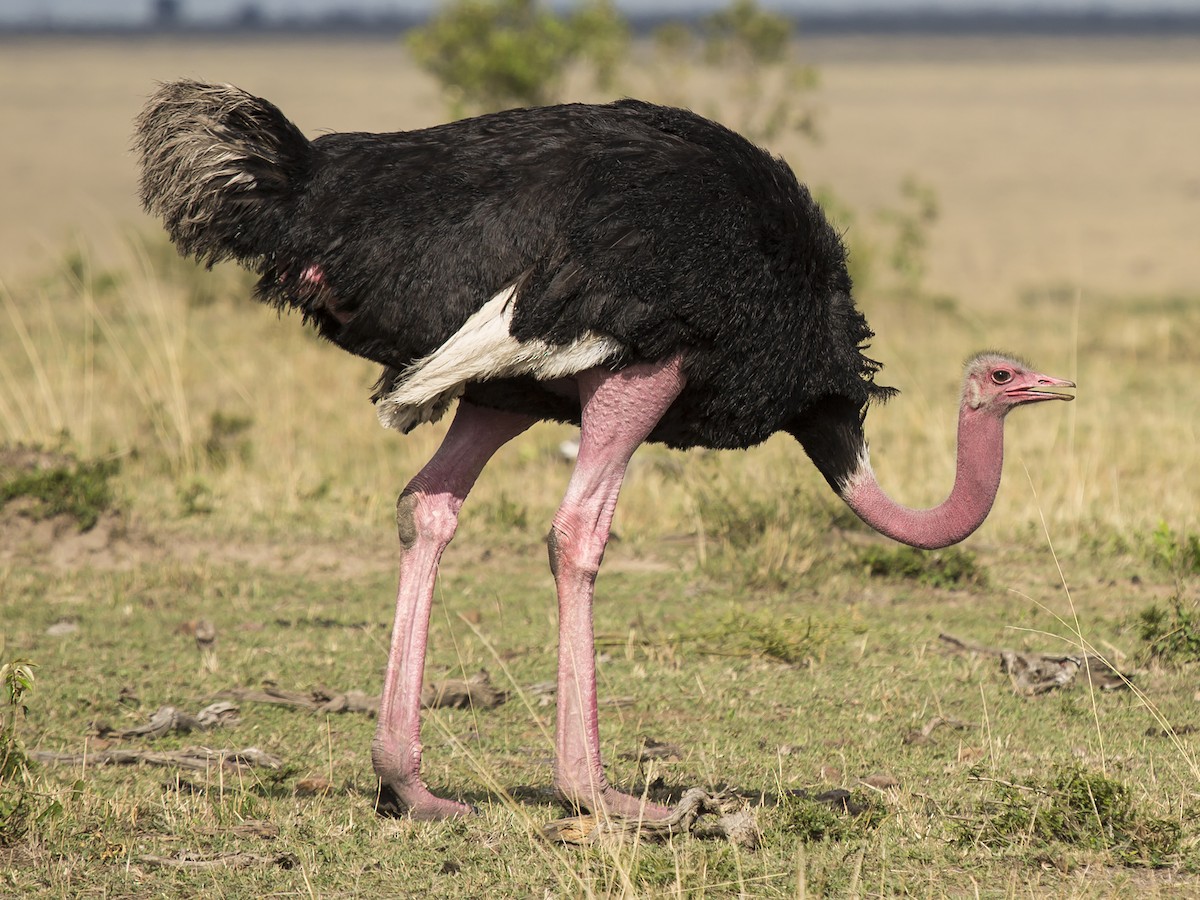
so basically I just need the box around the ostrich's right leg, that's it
[372,402,533,820]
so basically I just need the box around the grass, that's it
[857,545,987,590]
[962,765,1186,868]
[0,447,121,532]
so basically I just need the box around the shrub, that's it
[0,446,120,532]
[857,545,986,590]
[1146,521,1200,577]
[778,789,887,841]
[1136,597,1200,665]
[0,659,55,847]
[965,766,1182,867]
[650,0,818,146]
[407,0,627,116]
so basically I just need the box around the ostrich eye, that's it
[992,369,1013,385]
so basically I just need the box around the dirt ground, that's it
[1,34,1197,308]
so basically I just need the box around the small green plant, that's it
[479,492,529,530]
[57,248,121,298]
[407,0,627,116]
[1145,520,1200,577]
[0,446,120,532]
[701,610,830,665]
[778,790,887,841]
[1,659,43,846]
[965,766,1182,867]
[813,186,876,291]
[178,477,215,516]
[135,234,254,309]
[858,545,986,590]
[688,464,828,588]
[1136,597,1200,664]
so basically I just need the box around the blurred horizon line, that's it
[4,6,1200,38]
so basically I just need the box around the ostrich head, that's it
[961,352,1075,415]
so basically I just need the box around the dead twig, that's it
[32,746,282,772]
[139,851,296,869]
[220,670,508,714]
[93,702,239,739]
[419,671,506,710]
[619,737,682,762]
[217,684,378,713]
[938,632,1132,696]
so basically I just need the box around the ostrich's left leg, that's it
[550,355,686,820]
[373,402,534,820]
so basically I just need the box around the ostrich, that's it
[134,81,1074,821]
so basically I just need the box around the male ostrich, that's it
[135,81,1074,821]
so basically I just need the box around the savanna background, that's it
[2,4,1200,896]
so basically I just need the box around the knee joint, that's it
[546,523,603,582]
[396,489,457,551]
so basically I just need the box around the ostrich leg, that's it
[373,402,534,820]
[550,355,686,820]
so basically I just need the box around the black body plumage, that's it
[135,81,892,480]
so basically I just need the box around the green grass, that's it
[962,765,1185,868]
[5,537,1198,896]
[0,448,120,532]
[857,545,987,590]
[2,240,1199,895]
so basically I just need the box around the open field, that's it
[2,34,1199,897]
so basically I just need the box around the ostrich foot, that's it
[555,778,672,821]
[375,780,477,821]
[544,788,762,848]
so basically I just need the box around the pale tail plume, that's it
[133,79,311,268]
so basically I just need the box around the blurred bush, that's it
[407,0,627,115]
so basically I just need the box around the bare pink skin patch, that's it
[283,263,352,325]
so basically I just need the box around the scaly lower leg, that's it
[549,356,686,820]
[372,404,533,819]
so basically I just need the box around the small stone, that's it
[859,773,899,790]
[295,776,333,796]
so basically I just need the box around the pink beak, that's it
[1007,373,1076,403]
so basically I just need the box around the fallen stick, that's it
[140,851,296,870]
[219,670,507,713]
[903,715,970,746]
[32,746,282,772]
[94,702,240,739]
[938,633,1131,696]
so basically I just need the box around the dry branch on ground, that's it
[32,746,283,771]
[92,702,239,739]
[938,633,1132,696]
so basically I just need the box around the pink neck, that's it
[842,405,1005,550]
